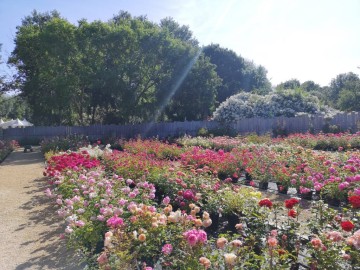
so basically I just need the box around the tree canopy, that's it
[274,75,360,111]
[203,44,272,104]
[327,72,360,111]
[9,10,223,125]
[8,10,357,126]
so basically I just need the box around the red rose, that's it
[348,195,360,209]
[288,209,297,218]
[285,198,300,209]
[341,221,354,232]
[259,198,273,208]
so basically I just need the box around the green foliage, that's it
[163,54,221,121]
[276,79,300,90]
[9,10,222,126]
[0,140,18,162]
[0,94,31,120]
[208,126,238,137]
[203,44,271,104]
[300,80,321,92]
[197,127,209,137]
[328,72,360,109]
[40,135,90,154]
[322,123,342,134]
[272,121,289,137]
[337,81,360,111]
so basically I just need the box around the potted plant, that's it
[320,182,349,207]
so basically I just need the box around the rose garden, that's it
[5,132,350,269]
[1,5,360,269]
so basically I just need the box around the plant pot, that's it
[313,190,321,201]
[258,182,268,190]
[276,183,288,194]
[154,185,165,205]
[243,179,252,186]
[301,191,312,200]
[245,172,252,181]
[218,172,228,181]
[231,176,239,183]
[224,213,240,232]
[205,213,220,235]
[290,263,300,270]
[324,197,341,207]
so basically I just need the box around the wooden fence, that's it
[1,112,359,143]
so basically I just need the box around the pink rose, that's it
[162,196,171,205]
[161,244,173,255]
[183,189,194,200]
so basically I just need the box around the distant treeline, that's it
[1,10,359,126]
[3,10,270,126]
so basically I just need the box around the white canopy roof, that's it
[0,118,33,129]
[22,118,34,127]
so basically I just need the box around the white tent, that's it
[0,119,14,129]
[0,118,34,129]
[0,119,24,129]
[11,119,25,128]
[22,118,33,127]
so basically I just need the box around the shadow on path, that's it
[15,176,85,270]
[0,147,44,166]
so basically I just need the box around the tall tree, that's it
[276,79,301,90]
[9,11,78,125]
[10,10,223,125]
[300,80,329,105]
[164,54,221,121]
[243,61,272,94]
[300,80,321,92]
[0,95,31,120]
[337,80,360,112]
[328,72,360,107]
[160,17,198,46]
[203,44,271,104]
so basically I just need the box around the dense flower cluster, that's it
[341,221,355,232]
[123,139,183,160]
[284,198,299,209]
[183,229,207,246]
[349,195,360,209]
[213,91,338,123]
[259,198,273,208]
[0,139,18,162]
[42,138,360,269]
[347,230,360,250]
[45,152,100,176]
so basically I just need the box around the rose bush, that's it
[42,137,360,269]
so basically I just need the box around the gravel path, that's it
[0,147,83,270]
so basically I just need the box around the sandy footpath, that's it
[0,147,82,270]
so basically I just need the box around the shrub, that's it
[40,135,90,154]
[213,90,337,123]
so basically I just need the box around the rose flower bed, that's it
[0,139,19,163]
[42,137,360,269]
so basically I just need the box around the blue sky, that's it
[1,0,360,86]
